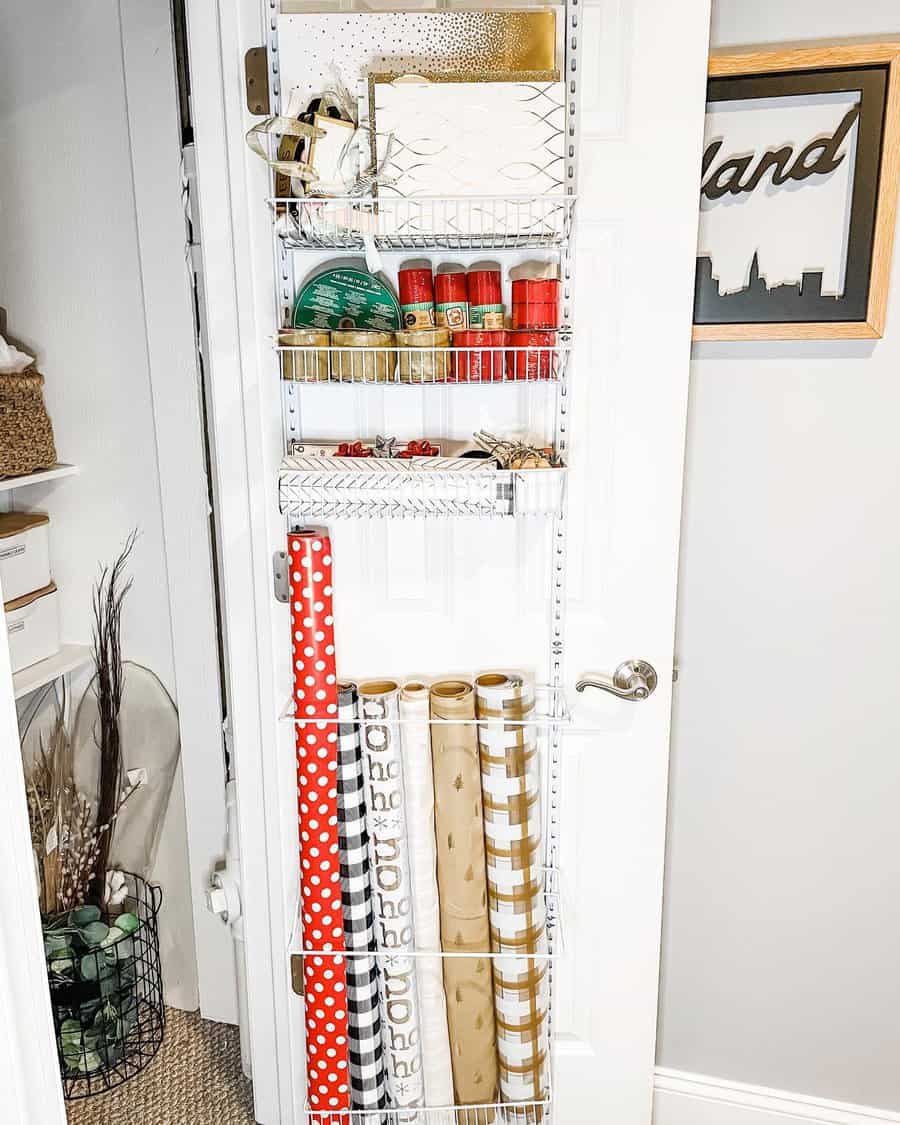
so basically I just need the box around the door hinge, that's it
[273,551,290,603]
[291,953,305,996]
[244,47,270,116]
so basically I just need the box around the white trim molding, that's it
[120,0,235,1023]
[654,1068,900,1125]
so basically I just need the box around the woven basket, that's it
[0,367,57,477]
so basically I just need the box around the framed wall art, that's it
[693,43,900,340]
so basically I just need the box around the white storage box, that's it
[0,512,51,602]
[5,581,60,673]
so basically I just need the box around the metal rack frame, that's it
[262,2,580,1120]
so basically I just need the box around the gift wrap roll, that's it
[399,682,454,1107]
[475,673,549,1115]
[288,530,351,1120]
[337,682,387,1115]
[430,680,499,1121]
[358,680,425,1122]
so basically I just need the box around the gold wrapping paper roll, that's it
[430,680,498,1123]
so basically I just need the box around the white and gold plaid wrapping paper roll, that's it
[358,680,426,1123]
[475,673,549,1116]
[399,681,454,1107]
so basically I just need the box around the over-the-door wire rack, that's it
[261,0,581,1119]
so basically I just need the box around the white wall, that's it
[658,1,900,1112]
[0,1,198,1009]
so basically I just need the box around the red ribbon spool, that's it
[506,328,555,381]
[398,267,434,306]
[434,271,467,304]
[451,329,506,383]
[511,277,560,329]
[467,268,502,307]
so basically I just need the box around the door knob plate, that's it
[575,660,658,701]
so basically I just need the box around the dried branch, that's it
[90,530,137,898]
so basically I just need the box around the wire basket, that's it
[271,195,576,251]
[44,872,165,1099]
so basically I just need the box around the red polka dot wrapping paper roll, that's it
[288,529,351,1121]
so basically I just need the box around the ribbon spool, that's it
[467,268,504,329]
[398,267,436,329]
[511,278,560,329]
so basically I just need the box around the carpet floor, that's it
[66,1008,255,1125]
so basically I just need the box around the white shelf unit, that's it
[0,463,78,493]
[12,643,92,700]
[261,5,580,1121]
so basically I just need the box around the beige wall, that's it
[658,1,900,1110]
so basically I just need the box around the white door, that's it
[184,0,711,1122]
[555,3,711,1121]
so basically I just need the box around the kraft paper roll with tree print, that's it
[358,680,425,1123]
[337,682,387,1115]
[399,681,454,1107]
[288,530,351,1122]
[430,680,498,1123]
[475,673,548,1118]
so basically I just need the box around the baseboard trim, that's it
[653,1068,900,1125]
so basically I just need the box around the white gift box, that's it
[0,512,51,603]
[6,581,60,673]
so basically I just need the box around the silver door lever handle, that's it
[576,660,658,701]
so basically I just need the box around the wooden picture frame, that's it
[693,42,900,341]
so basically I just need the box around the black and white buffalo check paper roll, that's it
[338,682,387,1114]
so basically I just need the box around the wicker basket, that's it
[0,367,57,476]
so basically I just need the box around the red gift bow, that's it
[334,441,374,458]
[397,439,439,458]
[333,439,438,458]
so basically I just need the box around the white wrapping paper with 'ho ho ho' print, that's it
[399,681,454,1107]
[358,680,425,1123]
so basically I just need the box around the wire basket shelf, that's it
[278,340,570,385]
[279,458,566,520]
[301,1099,551,1124]
[290,884,563,965]
[272,195,575,251]
[279,686,571,729]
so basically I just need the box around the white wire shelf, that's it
[279,686,571,727]
[272,194,575,251]
[301,1100,551,1124]
[278,457,566,520]
[291,892,562,965]
[278,340,569,385]
[290,871,563,963]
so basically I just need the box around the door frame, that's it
[182,0,301,1120]
[119,0,237,1024]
